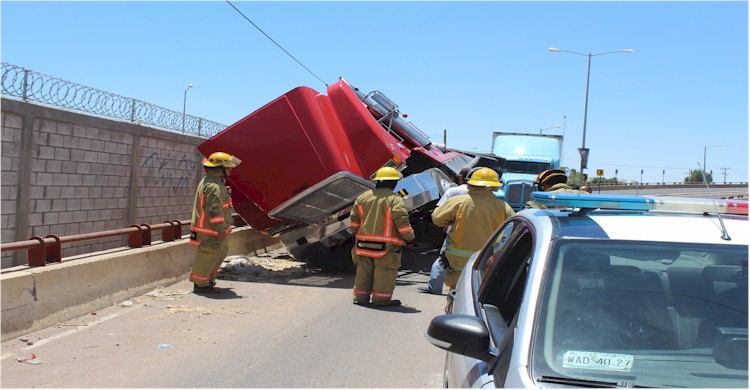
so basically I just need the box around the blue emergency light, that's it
[530,192,748,215]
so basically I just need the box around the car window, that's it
[474,220,519,287]
[477,228,533,325]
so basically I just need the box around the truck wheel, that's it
[306,241,355,271]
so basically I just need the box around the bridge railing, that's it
[1,62,227,137]
[0,215,247,268]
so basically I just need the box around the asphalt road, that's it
[1,246,448,388]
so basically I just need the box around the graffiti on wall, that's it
[141,152,198,193]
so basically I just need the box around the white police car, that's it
[427,192,748,388]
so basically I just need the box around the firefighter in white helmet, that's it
[431,167,515,289]
[350,167,415,306]
[189,151,242,294]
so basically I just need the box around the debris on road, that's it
[218,250,307,281]
[145,286,191,298]
[156,344,172,349]
[165,305,212,315]
[16,353,41,365]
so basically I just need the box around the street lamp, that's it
[549,47,634,185]
[539,124,561,134]
[703,144,723,180]
[182,83,194,133]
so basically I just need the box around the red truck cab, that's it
[198,79,470,264]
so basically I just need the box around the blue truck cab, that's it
[491,132,563,210]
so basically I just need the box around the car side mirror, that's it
[426,314,495,362]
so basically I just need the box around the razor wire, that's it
[1,62,227,137]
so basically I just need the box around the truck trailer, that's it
[198,79,472,267]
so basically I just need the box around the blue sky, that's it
[2,1,747,184]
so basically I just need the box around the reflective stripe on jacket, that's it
[190,173,233,246]
[431,186,515,264]
[350,188,415,258]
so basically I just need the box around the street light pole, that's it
[703,143,723,181]
[182,83,194,133]
[549,47,633,185]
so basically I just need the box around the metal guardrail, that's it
[1,62,228,137]
[1,215,247,267]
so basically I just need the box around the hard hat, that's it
[202,152,241,168]
[534,169,567,186]
[373,167,403,181]
[467,167,501,188]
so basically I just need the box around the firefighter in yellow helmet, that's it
[526,169,586,209]
[189,151,242,294]
[350,167,415,306]
[431,167,515,289]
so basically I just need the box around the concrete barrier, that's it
[0,227,281,341]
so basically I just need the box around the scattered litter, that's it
[91,312,97,315]
[166,305,212,315]
[16,353,41,365]
[145,286,190,298]
[156,344,172,349]
[119,300,134,307]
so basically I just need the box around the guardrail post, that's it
[173,220,183,239]
[140,224,152,246]
[128,225,143,248]
[161,221,175,242]
[28,236,46,267]
[45,235,62,263]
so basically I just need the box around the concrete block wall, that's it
[1,99,207,268]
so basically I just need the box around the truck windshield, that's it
[503,161,551,175]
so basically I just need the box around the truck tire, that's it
[306,241,355,271]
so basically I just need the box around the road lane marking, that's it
[1,304,143,360]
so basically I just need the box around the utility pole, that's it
[719,167,730,184]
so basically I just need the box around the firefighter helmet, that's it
[373,167,403,181]
[534,169,567,186]
[467,167,501,188]
[203,152,241,168]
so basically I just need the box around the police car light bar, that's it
[530,192,748,215]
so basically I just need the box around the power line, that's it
[225,1,329,88]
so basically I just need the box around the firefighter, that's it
[350,167,415,307]
[526,169,586,209]
[431,167,515,290]
[189,151,241,294]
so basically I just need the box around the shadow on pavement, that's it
[218,244,440,291]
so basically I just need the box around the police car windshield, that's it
[531,240,748,388]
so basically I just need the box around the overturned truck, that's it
[199,79,473,268]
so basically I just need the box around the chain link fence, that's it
[1,62,227,137]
